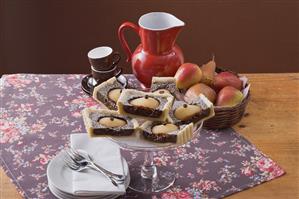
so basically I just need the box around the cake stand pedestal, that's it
[110,122,203,194]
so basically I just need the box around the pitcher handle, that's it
[118,21,140,62]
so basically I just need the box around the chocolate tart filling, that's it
[123,105,162,118]
[142,130,177,143]
[93,128,134,136]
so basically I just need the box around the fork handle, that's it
[87,164,119,187]
[91,162,125,180]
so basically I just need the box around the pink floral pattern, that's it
[0,74,285,199]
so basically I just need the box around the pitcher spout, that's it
[139,12,185,31]
[138,12,185,55]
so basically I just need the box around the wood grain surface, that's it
[1,73,298,199]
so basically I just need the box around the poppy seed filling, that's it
[150,77,178,94]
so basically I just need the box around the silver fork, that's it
[64,151,119,187]
[68,148,125,181]
[66,148,126,183]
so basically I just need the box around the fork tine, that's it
[67,151,83,166]
[68,148,81,161]
[64,155,79,170]
[65,150,82,167]
[64,159,75,169]
[65,149,76,161]
[67,162,78,170]
[70,147,85,160]
[66,148,82,163]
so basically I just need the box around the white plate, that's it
[48,172,130,199]
[48,180,128,199]
[49,183,111,199]
[48,178,127,199]
[47,150,129,198]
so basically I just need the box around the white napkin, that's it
[70,133,126,196]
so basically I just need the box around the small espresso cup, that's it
[91,65,122,83]
[88,46,121,71]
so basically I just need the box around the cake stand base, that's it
[128,163,176,193]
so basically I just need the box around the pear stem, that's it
[211,53,215,61]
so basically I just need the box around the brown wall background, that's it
[1,0,298,75]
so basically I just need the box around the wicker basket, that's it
[203,67,250,129]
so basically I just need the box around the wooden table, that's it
[1,73,299,199]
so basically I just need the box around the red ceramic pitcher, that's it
[118,12,185,88]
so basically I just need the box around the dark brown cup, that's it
[88,46,121,71]
[91,65,121,83]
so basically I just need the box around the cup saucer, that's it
[81,74,95,96]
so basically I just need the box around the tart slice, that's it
[168,94,214,125]
[150,77,178,95]
[140,121,193,145]
[92,77,125,110]
[82,108,138,137]
[117,89,174,121]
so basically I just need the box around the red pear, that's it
[216,86,243,107]
[213,71,242,92]
[175,63,202,90]
[184,83,216,103]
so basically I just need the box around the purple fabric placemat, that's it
[0,74,285,199]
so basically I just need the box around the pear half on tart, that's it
[82,108,138,137]
[117,89,174,121]
[168,94,215,126]
[92,77,125,110]
[140,121,193,145]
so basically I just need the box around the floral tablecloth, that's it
[0,74,285,199]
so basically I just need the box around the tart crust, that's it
[82,108,138,137]
[117,89,174,121]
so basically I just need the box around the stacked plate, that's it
[47,150,130,199]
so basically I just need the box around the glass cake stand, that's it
[109,122,203,194]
